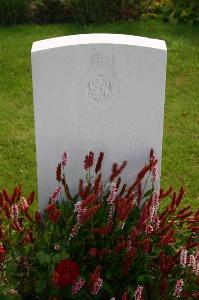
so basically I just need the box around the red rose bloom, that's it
[52,259,80,288]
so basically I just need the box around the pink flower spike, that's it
[173,279,184,298]
[11,204,19,218]
[149,149,159,183]
[71,278,85,295]
[91,277,103,295]
[152,163,158,183]
[50,186,61,201]
[145,224,154,234]
[188,254,196,271]
[74,200,87,224]
[134,285,144,300]
[195,251,199,261]
[180,248,187,267]
[195,251,199,275]
[21,197,29,211]
[153,215,160,229]
[107,183,117,205]
[107,183,117,222]
[149,191,160,226]
[70,224,80,238]
[62,151,68,167]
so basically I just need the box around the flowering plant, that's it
[0,150,198,300]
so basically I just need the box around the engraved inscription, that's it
[89,49,113,69]
[44,121,148,155]
[88,74,113,105]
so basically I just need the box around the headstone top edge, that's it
[31,33,167,54]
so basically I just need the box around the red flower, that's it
[109,161,127,182]
[24,210,33,222]
[128,226,139,241]
[90,266,103,294]
[3,204,11,219]
[35,211,42,224]
[95,152,104,173]
[159,229,176,246]
[81,204,101,223]
[23,232,33,243]
[126,158,157,197]
[0,244,5,261]
[122,247,136,275]
[160,276,168,296]
[84,151,94,170]
[52,259,80,288]
[0,244,5,255]
[27,191,35,206]
[122,291,127,300]
[82,194,97,208]
[191,226,199,232]
[92,222,112,235]
[159,186,172,199]
[46,203,61,224]
[116,196,134,222]
[160,251,175,276]
[62,151,68,167]
[12,219,23,232]
[89,248,97,256]
[94,174,102,195]
[78,179,85,198]
[192,292,199,299]
[0,227,4,238]
[142,238,151,253]
[97,248,109,257]
[50,209,61,224]
[56,163,62,182]
[115,239,127,253]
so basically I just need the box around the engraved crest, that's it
[88,74,113,105]
[78,48,120,111]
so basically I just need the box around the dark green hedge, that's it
[0,0,198,25]
[0,0,29,24]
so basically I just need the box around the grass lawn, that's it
[0,20,198,208]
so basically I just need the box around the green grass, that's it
[0,20,198,208]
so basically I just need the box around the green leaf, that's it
[137,275,145,283]
[36,251,51,265]
[102,282,114,294]
[143,188,154,199]
[6,261,17,274]
[35,280,47,294]
[52,251,69,264]
[0,296,19,300]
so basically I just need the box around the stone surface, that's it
[31,33,167,211]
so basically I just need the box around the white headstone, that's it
[31,33,167,211]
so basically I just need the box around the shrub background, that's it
[0,0,198,25]
[0,0,29,24]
